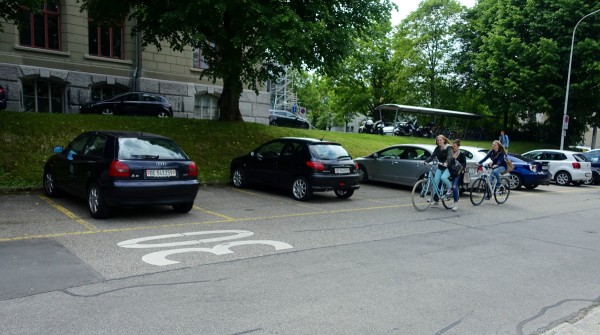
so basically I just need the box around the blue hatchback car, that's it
[505,153,551,190]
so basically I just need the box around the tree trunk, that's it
[218,75,244,121]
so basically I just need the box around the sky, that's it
[391,0,476,25]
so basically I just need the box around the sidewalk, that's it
[538,305,600,335]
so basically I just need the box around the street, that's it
[0,183,599,334]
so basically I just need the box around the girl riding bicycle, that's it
[424,135,454,199]
[478,140,508,191]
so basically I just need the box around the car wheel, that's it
[334,189,354,199]
[173,203,194,213]
[507,173,522,190]
[584,177,593,185]
[100,108,114,116]
[232,167,247,188]
[88,182,112,219]
[157,110,171,118]
[43,170,61,197]
[554,171,571,186]
[524,184,539,189]
[291,176,312,201]
[358,166,369,183]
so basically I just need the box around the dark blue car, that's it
[582,152,600,185]
[506,153,551,190]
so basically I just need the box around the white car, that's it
[522,149,592,186]
[458,146,490,186]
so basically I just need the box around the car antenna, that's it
[320,135,325,141]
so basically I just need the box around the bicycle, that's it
[411,161,455,211]
[469,165,511,206]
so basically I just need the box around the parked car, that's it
[79,92,173,117]
[522,149,592,186]
[268,110,310,129]
[43,131,199,218]
[230,137,360,201]
[503,153,551,189]
[582,151,600,185]
[0,84,6,110]
[458,145,489,185]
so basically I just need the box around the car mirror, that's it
[53,146,64,154]
[373,153,379,159]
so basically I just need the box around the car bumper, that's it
[569,170,592,181]
[520,172,551,185]
[310,173,361,191]
[104,179,200,206]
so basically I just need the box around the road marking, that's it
[193,205,236,220]
[38,195,98,231]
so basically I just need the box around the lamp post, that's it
[561,8,600,150]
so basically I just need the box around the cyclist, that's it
[424,135,454,200]
[450,139,467,211]
[478,140,508,195]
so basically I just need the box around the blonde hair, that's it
[435,135,450,145]
[493,140,507,155]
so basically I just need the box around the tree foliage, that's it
[77,0,394,122]
[465,0,600,145]
[0,0,43,32]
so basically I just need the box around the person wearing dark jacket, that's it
[424,135,453,197]
[478,140,507,190]
[450,139,467,211]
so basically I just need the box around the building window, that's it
[194,94,219,119]
[91,85,127,101]
[192,48,209,69]
[19,1,61,50]
[88,19,124,59]
[22,80,64,113]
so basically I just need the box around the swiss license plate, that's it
[335,167,350,174]
[146,169,177,178]
[468,168,476,174]
[542,165,549,170]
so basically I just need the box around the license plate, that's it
[146,169,177,178]
[542,165,549,170]
[335,167,350,174]
[468,168,476,174]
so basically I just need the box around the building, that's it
[0,0,270,123]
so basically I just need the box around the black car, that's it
[43,131,199,218]
[230,137,360,201]
[0,84,6,110]
[79,92,173,117]
[269,110,310,129]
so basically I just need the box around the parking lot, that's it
[1,183,599,334]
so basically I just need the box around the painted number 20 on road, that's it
[117,230,293,266]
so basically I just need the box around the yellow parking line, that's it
[193,205,236,220]
[38,195,98,231]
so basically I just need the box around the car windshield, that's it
[118,137,188,160]
[309,144,351,160]
[509,154,533,163]
[573,153,589,162]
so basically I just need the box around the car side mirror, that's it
[373,153,379,159]
[53,146,64,154]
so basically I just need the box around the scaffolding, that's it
[270,67,298,111]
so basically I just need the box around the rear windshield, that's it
[573,154,589,162]
[309,144,352,160]
[118,137,188,160]
[509,154,533,163]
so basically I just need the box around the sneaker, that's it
[452,205,458,211]
[446,189,453,196]
[484,193,491,200]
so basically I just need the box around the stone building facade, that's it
[0,0,270,123]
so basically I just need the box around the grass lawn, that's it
[0,111,555,191]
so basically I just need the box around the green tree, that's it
[77,0,394,122]
[0,0,43,32]
[390,0,467,109]
[466,0,600,145]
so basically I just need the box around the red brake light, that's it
[477,165,483,173]
[306,161,325,171]
[572,162,581,169]
[355,162,358,170]
[109,160,130,177]
[188,162,198,177]
[530,164,537,172]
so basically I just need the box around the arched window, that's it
[19,1,61,50]
[194,94,219,119]
[88,18,124,59]
[22,79,64,113]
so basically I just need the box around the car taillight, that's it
[306,161,325,171]
[477,165,483,173]
[109,160,130,177]
[355,162,358,170]
[530,164,537,172]
[0,87,4,95]
[188,162,198,177]
[572,162,581,169]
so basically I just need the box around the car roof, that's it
[279,137,341,145]
[85,130,170,139]
[523,149,579,154]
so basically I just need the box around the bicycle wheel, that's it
[442,187,456,209]
[469,179,487,206]
[412,179,433,211]
[494,177,511,204]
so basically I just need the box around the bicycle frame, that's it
[412,162,455,211]
[469,165,510,206]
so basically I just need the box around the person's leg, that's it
[441,169,452,191]
[492,167,506,188]
[452,176,460,202]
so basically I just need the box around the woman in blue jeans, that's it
[450,139,467,211]
[478,140,507,190]
[424,135,453,198]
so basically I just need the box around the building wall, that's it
[0,0,269,124]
